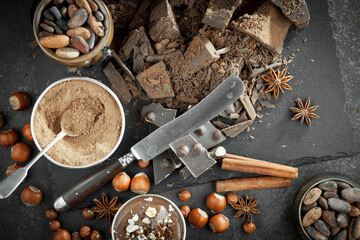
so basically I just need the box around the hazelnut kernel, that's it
[179,190,191,201]
[226,192,238,205]
[209,214,229,233]
[53,229,71,240]
[112,172,131,191]
[206,193,226,213]
[138,159,150,168]
[130,172,150,194]
[188,208,208,228]
[91,230,102,240]
[49,220,61,232]
[180,205,190,218]
[243,221,256,234]
[46,209,58,219]
[80,226,91,238]
[82,207,95,219]
[71,232,81,240]
[21,186,42,206]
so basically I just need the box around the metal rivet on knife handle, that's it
[144,111,155,122]
[212,129,222,140]
[177,145,189,157]
[161,158,172,169]
[194,127,205,135]
[192,143,204,155]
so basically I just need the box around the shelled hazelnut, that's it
[188,208,208,228]
[243,221,256,234]
[80,226,91,238]
[46,208,58,219]
[90,230,102,240]
[9,92,31,111]
[21,186,43,206]
[71,232,81,240]
[226,192,238,205]
[5,163,22,177]
[82,207,95,219]
[53,229,71,240]
[49,220,61,232]
[11,142,32,162]
[206,193,226,213]
[23,123,34,142]
[130,172,150,194]
[180,205,191,218]
[0,129,19,147]
[137,159,150,168]
[209,214,229,233]
[112,172,131,191]
[179,190,191,202]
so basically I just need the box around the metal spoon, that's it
[0,116,80,199]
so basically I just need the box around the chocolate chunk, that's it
[270,0,310,29]
[202,0,241,29]
[103,63,132,104]
[240,94,256,120]
[222,120,253,138]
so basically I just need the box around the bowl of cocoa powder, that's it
[30,77,125,168]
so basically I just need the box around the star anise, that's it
[91,193,122,222]
[231,195,260,221]
[290,98,319,127]
[261,68,293,99]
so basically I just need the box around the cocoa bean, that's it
[87,15,105,37]
[71,36,89,53]
[336,213,348,228]
[302,207,322,227]
[349,205,360,217]
[40,23,54,33]
[302,202,317,212]
[305,226,328,240]
[39,31,53,38]
[55,47,80,58]
[67,27,90,39]
[348,218,356,240]
[335,181,351,190]
[60,7,68,18]
[322,210,338,228]
[50,6,62,20]
[87,0,98,12]
[314,220,331,236]
[319,181,338,191]
[317,196,329,210]
[56,19,69,31]
[331,226,341,236]
[43,9,55,21]
[44,19,63,34]
[323,191,338,199]
[54,0,64,5]
[86,29,95,49]
[341,188,360,202]
[334,229,347,240]
[353,216,360,239]
[40,35,70,48]
[68,4,78,18]
[66,0,74,3]
[75,0,91,15]
[68,8,88,28]
[94,10,104,21]
[328,198,351,213]
[304,188,322,205]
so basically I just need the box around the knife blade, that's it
[54,76,244,211]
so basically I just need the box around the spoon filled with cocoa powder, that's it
[0,98,100,199]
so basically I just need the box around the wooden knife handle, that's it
[54,152,135,211]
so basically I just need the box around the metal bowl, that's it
[33,0,114,67]
[293,173,360,240]
[30,77,125,169]
[111,194,186,240]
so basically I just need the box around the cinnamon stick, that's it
[222,154,298,179]
[216,176,291,193]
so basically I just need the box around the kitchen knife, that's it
[54,76,244,211]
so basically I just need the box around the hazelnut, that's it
[71,232,81,240]
[138,159,150,168]
[91,230,102,240]
[206,193,226,213]
[130,172,150,194]
[46,209,58,219]
[9,92,31,111]
[243,221,256,234]
[80,226,91,238]
[11,142,31,162]
[188,208,208,228]
[53,229,71,240]
[209,214,229,233]
[226,192,238,205]
[180,205,190,218]
[112,172,131,191]
[49,220,61,232]
[0,129,19,147]
[23,123,34,142]
[21,186,42,206]
[179,190,191,201]
[82,207,95,219]
[145,207,157,218]
[5,163,22,177]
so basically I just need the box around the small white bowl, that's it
[30,77,125,169]
[111,194,186,240]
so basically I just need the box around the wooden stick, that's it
[216,176,291,193]
[222,154,298,179]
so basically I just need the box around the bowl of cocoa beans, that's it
[293,173,360,240]
[33,0,114,67]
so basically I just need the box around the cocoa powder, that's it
[33,80,122,167]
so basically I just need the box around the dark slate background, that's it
[0,0,359,239]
